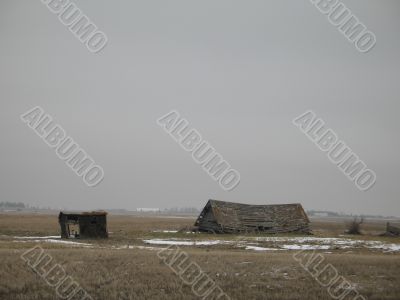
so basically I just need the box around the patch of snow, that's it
[143,239,227,246]
[368,243,400,252]
[111,245,166,251]
[129,245,167,251]
[13,239,92,247]
[40,239,92,246]
[154,216,193,219]
[281,244,331,250]
[245,246,278,251]
[144,239,194,246]
[14,236,61,239]
[251,237,345,244]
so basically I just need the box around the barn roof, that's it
[59,211,108,216]
[195,199,310,233]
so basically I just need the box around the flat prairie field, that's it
[0,213,399,300]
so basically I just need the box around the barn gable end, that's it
[195,201,222,233]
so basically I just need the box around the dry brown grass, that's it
[0,213,399,300]
[0,213,194,237]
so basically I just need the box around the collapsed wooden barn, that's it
[194,200,310,234]
[59,211,108,239]
[383,222,400,236]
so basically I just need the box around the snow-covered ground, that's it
[143,239,228,246]
[14,235,61,239]
[142,236,400,253]
[245,245,278,251]
[11,236,93,247]
[3,234,400,253]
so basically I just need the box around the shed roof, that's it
[59,211,108,216]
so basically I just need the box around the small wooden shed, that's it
[59,211,108,239]
[194,200,310,234]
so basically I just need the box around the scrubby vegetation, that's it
[346,217,364,235]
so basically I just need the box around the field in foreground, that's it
[0,213,399,300]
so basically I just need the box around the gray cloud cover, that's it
[0,0,399,215]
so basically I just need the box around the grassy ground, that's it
[0,213,399,300]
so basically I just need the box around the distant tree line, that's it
[307,210,340,217]
[162,207,199,214]
[0,201,26,208]
[307,209,395,219]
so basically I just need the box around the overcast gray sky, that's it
[1,0,399,215]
